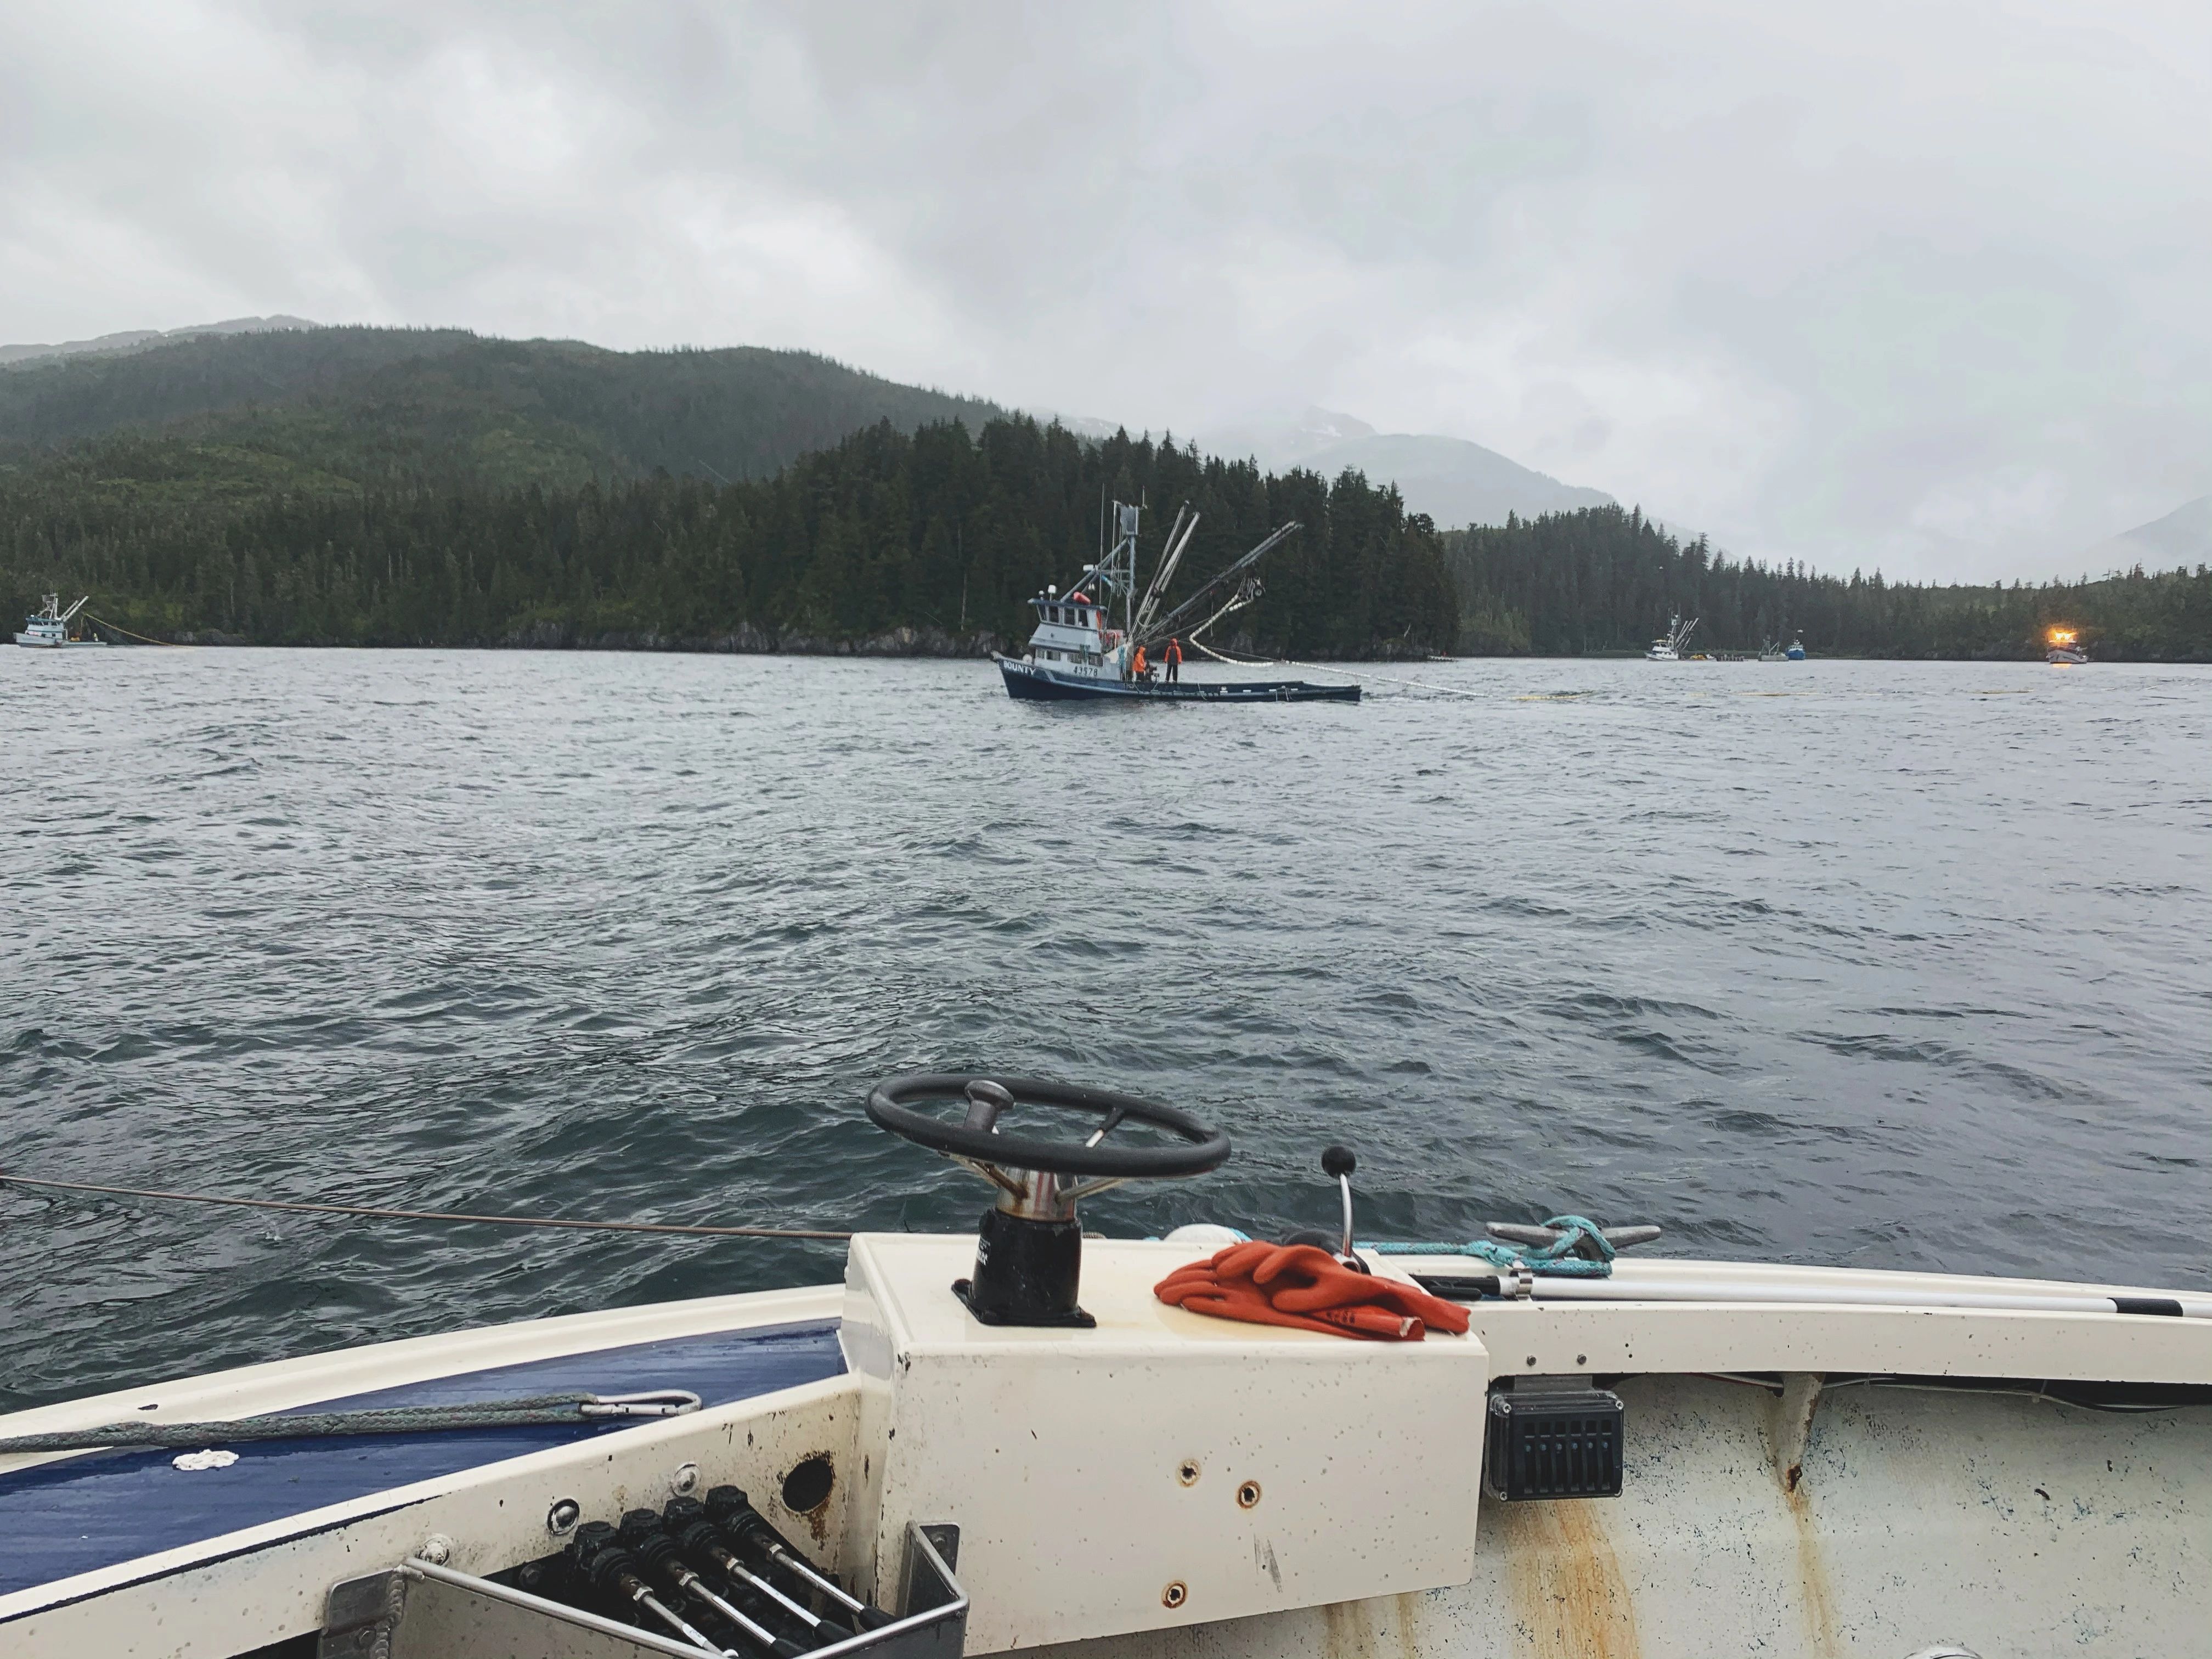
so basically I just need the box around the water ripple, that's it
[1,649,2207,1407]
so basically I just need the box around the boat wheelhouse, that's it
[1644,613,1698,661]
[1022,588,1120,682]
[13,594,103,648]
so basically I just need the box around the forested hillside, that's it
[0,326,1004,493]
[4,326,2201,660]
[1446,507,2211,661]
[1,417,1460,657]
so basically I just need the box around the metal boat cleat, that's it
[1486,1220,1662,1259]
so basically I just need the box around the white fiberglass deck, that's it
[0,1240,2204,1658]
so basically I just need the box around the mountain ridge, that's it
[1198,406,1614,531]
[0,314,319,369]
[0,325,1007,494]
[2084,495,2210,572]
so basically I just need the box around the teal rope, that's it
[1363,1215,1617,1278]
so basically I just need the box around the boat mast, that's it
[1133,504,1200,640]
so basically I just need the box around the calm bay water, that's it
[2,648,2206,1407]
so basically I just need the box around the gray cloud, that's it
[3,0,2205,579]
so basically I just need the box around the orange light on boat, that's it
[2048,627,2076,646]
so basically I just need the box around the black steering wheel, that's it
[866,1073,1231,1180]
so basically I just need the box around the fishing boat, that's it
[995,503,1358,703]
[1,1070,2205,1658]
[1785,635,1807,661]
[13,594,106,648]
[2046,628,2088,664]
[1644,614,1697,661]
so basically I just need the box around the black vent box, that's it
[1483,1387,1625,1500]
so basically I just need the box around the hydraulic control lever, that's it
[620,1509,807,1658]
[705,1486,894,1631]
[571,1522,733,1656]
[1322,1145,1370,1273]
[663,1496,854,1645]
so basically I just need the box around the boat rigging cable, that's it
[0,1172,851,1240]
[83,613,189,646]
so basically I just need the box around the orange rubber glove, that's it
[1155,1242,1471,1340]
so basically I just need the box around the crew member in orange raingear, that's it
[1164,636,1183,682]
[1131,644,1148,682]
[1155,1242,1471,1341]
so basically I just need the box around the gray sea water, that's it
[2,648,2206,1407]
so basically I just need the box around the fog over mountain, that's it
[0,315,316,368]
[3,3,2205,581]
[2084,496,2212,572]
[1201,408,1614,530]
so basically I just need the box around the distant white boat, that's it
[13,593,105,648]
[2046,627,2088,664]
[1645,613,1697,660]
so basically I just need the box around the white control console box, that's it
[837,1233,1491,1653]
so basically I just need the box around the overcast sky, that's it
[3,1,2206,580]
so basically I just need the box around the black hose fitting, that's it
[570,1521,648,1604]
[704,1485,781,1557]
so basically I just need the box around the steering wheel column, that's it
[866,1073,1232,1328]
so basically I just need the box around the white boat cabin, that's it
[1024,588,1128,681]
[13,594,93,648]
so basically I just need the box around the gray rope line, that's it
[0,1389,703,1454]
[0,1173,851,1240]
[1190,640,1487,698]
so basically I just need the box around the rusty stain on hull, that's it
[1313,1589,1429,1659]
[1782,1477,1842,1657]
[1390,1591,1425,1659]
[778,1447,838,1544]
[1494,1500,1641,1659]
[1321,1596,1373,1658]
[1764,1374,1840,1658]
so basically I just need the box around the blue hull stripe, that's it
[0,1318,844,1599]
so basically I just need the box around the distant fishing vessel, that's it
[996,502,1358,703]
[12,594,105,648]
[1785,635,1806,661]
[2046,627,2087,664]
[1644,614,1698,661]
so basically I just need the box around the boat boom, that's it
[1138,519,1299,647]
[1132,504,1201,638]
